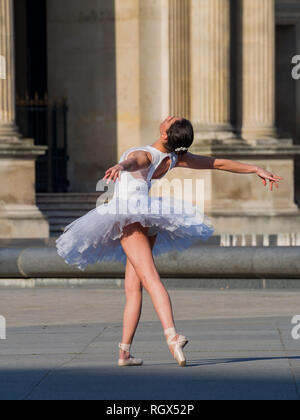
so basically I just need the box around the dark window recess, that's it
[14,0,69,193]
[16,95,69,193]
[275,24,300,207]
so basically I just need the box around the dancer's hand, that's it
[103,164,124,184]
[256,167,284,191]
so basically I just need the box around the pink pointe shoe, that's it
[165,328,189,367]
[118,343,143,367]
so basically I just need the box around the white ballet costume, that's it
[56,146,215,271]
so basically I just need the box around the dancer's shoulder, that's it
[121,146,154,165]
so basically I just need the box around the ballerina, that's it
[56,116,283,367]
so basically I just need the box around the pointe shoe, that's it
[118,343,143,367]
[167,333,189,367]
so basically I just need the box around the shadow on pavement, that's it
[187,356,300,367]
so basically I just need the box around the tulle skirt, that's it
[56,195,215,271]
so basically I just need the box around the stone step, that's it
[38,203,97,210]
[37,193,100,203]
[36,193,99,236]
[46,217,81,224]
[39,210,92,218]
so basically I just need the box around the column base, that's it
[193,123,237,141]
[239,126,279,143]
[209,212,300,239]
[191,136,300,156]
[0,138,49,239]
[0,123,22,143]
[188,139,300,237]
[0,204,49,239]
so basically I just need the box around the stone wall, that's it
[47,0,118,192]
[46,0,300,237]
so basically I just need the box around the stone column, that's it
[0,0,19,141]
[0,0,49,239]
[237,0,277,142]
[190,0,235,141]
[169,0,190,117]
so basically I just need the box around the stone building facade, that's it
[1,0,300,243]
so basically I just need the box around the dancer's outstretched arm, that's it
[103,151,151,184]
[175,153,284,191]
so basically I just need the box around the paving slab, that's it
[0,289,299,400]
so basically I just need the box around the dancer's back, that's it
[115,145,178,200]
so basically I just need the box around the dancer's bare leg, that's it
[119,234,157,360]
[120,223,176,350]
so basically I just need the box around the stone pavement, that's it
[0,288,299,400]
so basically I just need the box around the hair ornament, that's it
[175,147,188,152]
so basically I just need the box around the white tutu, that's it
[56,196,214,271]
[56,145,215,271]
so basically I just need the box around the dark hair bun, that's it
[166,119,194,155]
